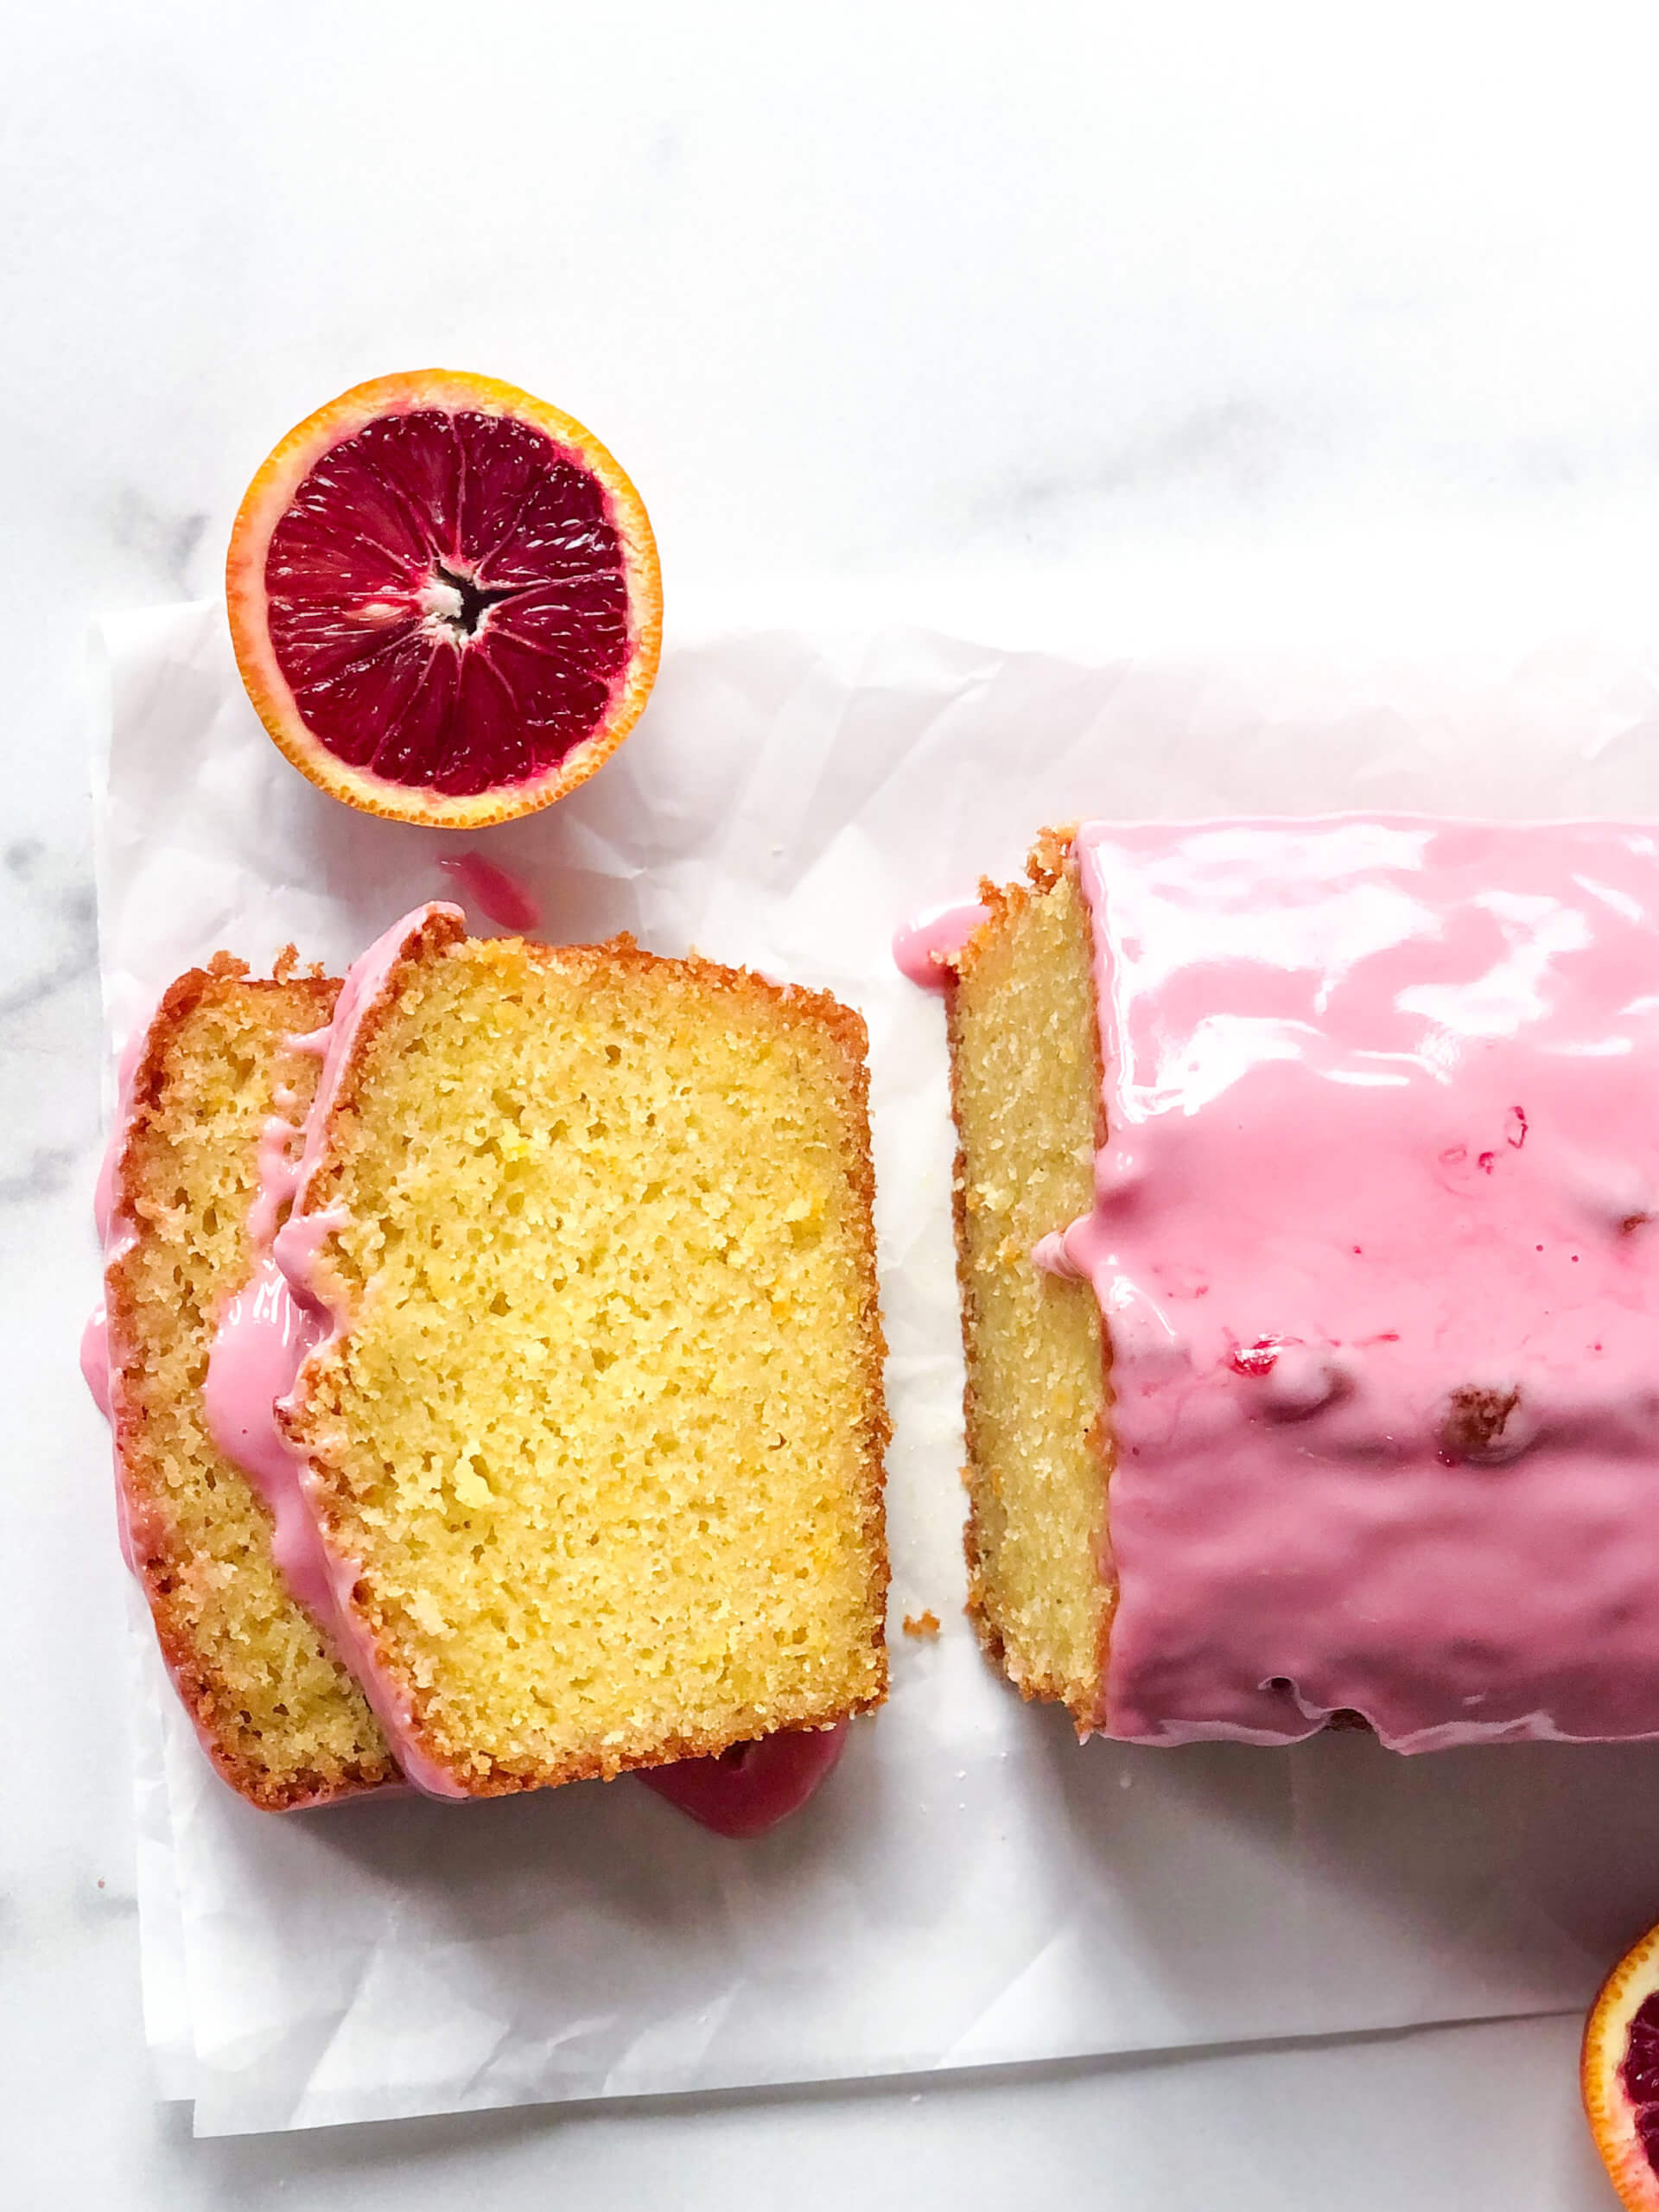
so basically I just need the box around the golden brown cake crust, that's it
[945,831,1114,1734]
[283,923,890,1796]
[105,962,398,1810]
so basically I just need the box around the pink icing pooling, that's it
[85,1013,154,1573]
[639,1723,849,1838]
[1053,818,1659,1751]
[436,849,542,933]
[79,1306,113,1421]
[893,902,990,991]
[206,904,471,1801]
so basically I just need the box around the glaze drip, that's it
[435,849,542,933]
[204,906,472,1800]
[892,902,990,991]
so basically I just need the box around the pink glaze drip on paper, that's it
[84,1016,151,1572]
[205,905,471,1801]
[436,849,541,933]
[893,902,990,991]
[92,1010,153,1249]
[79,1306,113,1421]
[639,1722,849,1838]
[1047,818,1659,1751]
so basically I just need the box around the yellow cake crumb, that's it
[106,968,394,1808]
[945,846,1112,1732]
[286,920,891,1795]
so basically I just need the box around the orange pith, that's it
[226,369,663,829]
[1584,1918,1659,2210]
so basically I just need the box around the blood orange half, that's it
[226,369,662,828]
[1585,1918,1659,2209]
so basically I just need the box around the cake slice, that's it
[265,906,889,1796]
[943,820,1659,1751]
[944,837,1112,1730]
[95,959,396,1808]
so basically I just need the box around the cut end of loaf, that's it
[287,931,891,1794]
[945,835,1113,1732]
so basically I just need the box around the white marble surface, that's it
[8,3,1659,2202]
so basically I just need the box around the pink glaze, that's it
[79,1306,112,1420]
[202,1253,339,1629]
[82,1294,143,1581]
[84,1015,153,1573]
[245,1113,302,1247]
[1043,818,1659,1750]
[893,902,991,991]
[437,849,541,933]
[209,899,853,1829]
[639,1722,849,1838]
[205,905,471,1800]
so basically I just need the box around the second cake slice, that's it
[273,907,890,1796]
[100,960,395,1807]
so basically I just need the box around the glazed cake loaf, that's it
[238,906,889,1796]
[93,959,395,1808]
[943,819,1659,1750]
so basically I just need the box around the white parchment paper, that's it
[94,603,1659,2136]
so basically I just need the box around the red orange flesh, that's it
[226,370,662,828]
[1585,1918,1659,2209]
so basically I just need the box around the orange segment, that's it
[226,370,661,829]
[1585,1918,1659,2209]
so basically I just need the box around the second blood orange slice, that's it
[226,370,662,827]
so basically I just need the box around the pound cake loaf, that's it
[232,905,889,1797]
[935,819,1659,1751]
[91,960,396,1809]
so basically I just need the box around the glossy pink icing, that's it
[639,1722,849,1838]
[202,1252,338,1626]
[85,1016,151,1573]
[205,906,471,1800]
[1044,819,1659,1750]
[436,849,541,933]
[893,902,990,991]
[79,1306,113,1421]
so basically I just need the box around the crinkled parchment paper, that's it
[92,603,1659,2134]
